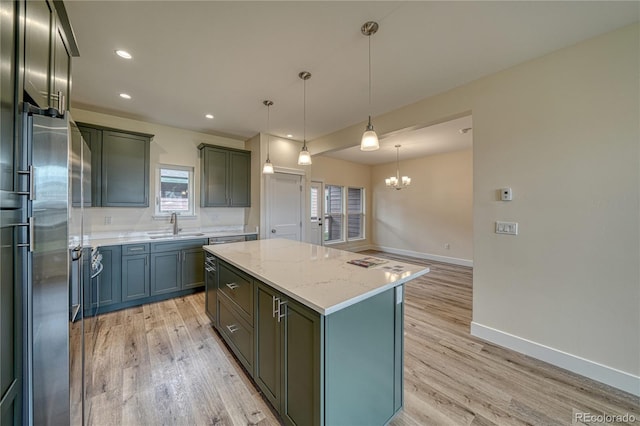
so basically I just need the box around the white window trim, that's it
[153,163,196,218]
[347,186,366,242]
[324,184,345,245]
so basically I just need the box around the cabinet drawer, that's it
[218,263,253,320]
[123,243,149,255]
[218,296,253,372]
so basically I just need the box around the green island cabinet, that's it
[77,123,152,207]
[198,144,251,207]
[211,256,404,426]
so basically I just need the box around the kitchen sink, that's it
[148,232,205,239]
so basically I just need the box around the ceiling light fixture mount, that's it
[298,71,312,165]
[205,114,214,119]
[115,49,132,59]
[386,144,411,190]
[119,93,131,100]
[262,100,274,174]
[360,21,380,152]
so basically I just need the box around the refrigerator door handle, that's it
[16,216,34,252]
[16,165,35,200]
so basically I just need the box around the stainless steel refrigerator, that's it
[16,103,93,425]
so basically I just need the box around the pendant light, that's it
[385,145,411,190]
[298,71,312,165]
[262,100,274,174]
[360,21,379,151]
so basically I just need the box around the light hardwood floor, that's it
[71,252,639,425]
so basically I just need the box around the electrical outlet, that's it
[104,216,112,225]
[501,187,513,201]
[444,243,450,249]
[496,221,518,235]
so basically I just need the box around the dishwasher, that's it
[205,235,256,324]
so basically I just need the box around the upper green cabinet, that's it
[77,123,152,207]
[102,130,150,207]
[199,144,251,207]
[24,0,74,112]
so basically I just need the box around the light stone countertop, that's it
[80,225,258,249]
[204,238,430,315]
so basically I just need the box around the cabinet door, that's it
[181,247,204,289]
[255,283,281,409]
[229,151,250,207]
[77,126,102,207]
[122,254,149,301]
[150,251,181,295]
[97,245,122,307]
[201,147,228,207]
[50,22,70,112]
[282,299,322,426]
[24,0,52,108]
[102,130,150,207]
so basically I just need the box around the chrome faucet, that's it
[170,212,178,235]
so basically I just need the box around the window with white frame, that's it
[347,187,364,240]
[324,185,365,244]
[155,165,194,216]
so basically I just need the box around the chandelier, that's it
[385,145,411,190]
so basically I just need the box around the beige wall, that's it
[70,108,247,234]
[371,149,473,264]
[310,24,640,391]
[311,156,372,251]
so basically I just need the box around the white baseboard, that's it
[371,245,473,267]
[471,322,640,397]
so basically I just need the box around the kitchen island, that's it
[203,238,429,426]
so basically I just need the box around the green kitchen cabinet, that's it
[121,244,150,302]
[255,282,322,426]
[150,251,181,295]
[198,144,251,207]
[77,125,102,206]
[23,0,52,108]
[23,0,73,112]
[102,130,150,207]
[83,245,122,316]
[76,123,152,208]
[182,247,205,289]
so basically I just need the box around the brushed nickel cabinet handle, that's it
[226,324,239,334]
[225,282,239,290]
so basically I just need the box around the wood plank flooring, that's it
[71,252,639,425]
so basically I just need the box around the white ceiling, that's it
[66,1,638,155]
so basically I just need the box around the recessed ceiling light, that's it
[115,50,132,59]
[205,114,214,119]
[119,93,132,99]
[286,134,293,138]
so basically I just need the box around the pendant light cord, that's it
[303,78,307,146]
[368,32,372,118]
[267,104,271,158]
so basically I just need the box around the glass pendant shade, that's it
[262,157,274,174]
[361,120,379,151]
[298,145,312,165]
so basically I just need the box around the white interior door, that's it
[266,172,303,241]
[308,181,324,245]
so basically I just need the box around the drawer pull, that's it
[129,247,145,252]
[205,266,214,272]
[225,282,239,290]
[226,324,239,334]
[277,300,288,322]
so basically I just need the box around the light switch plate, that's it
[496,221,518,235]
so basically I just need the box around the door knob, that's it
[318,222,322,226]
[271,229,276,233]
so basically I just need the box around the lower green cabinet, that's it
[182,247,205,289]
[84,245,122,315]
[254,282,322,426]
[122,253,150,301]
[150,251,181,295]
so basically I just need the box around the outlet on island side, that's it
[104,216,112,225]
